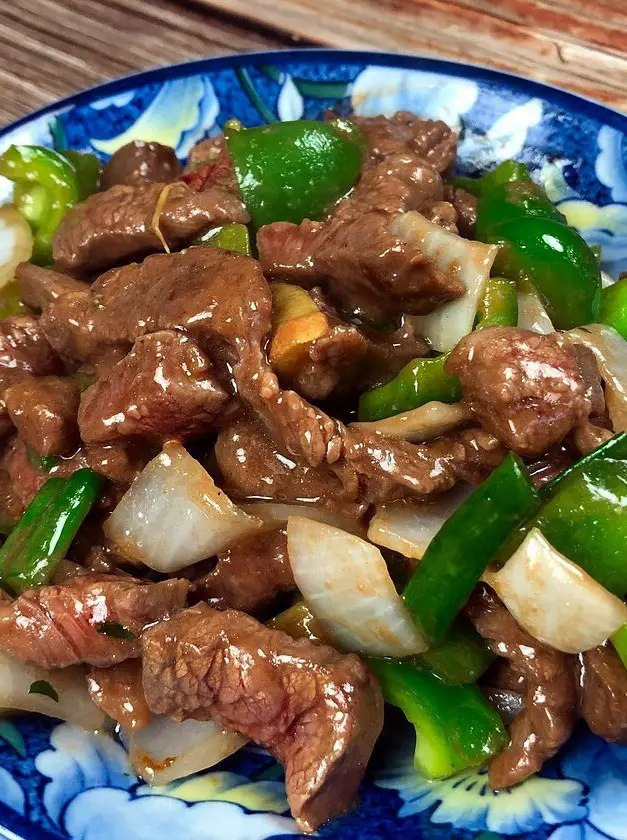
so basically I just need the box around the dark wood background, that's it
[0,0,625,127]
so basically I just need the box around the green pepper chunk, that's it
[0,145,80,265]
[358,354,461,422]
[611,624,627,671]
[0,281,28,320]
[453,160,532,197]
[26,445,59,474]
[411,617,495,685]
[540,431,627,498]
[59,150,101,200]
[369,659,508,778]
[226,119,364,228]
[1,469,103,594]
[475,277,518,329]
[193,223,251,255]
[490,217,601,329]
[504,457,627,597]
[475,181,566,242]
[403,453,539,644]
[599,277,627,341]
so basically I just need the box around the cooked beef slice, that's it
[87,659,151,731]
[0,466,25,532]
[184,135,227,170]
[15,262,87,310]
[78,330,231,443]
[467,585,576,788]
[578,643,627,744]
[142,603,384,831]
[52,181,248,272]
[349,111,457,172]
[446,327,592,456]
[101,141,181,190]
[0,436,48,511]
[84,441,152,484]
[0,316,61,377]
[0,575,188,669]
[443,186,477,238]
[5,375,80,456]
[194,527,295,615]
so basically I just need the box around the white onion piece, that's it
[287,516,427,656]
[601,270,615,289]
[484,528,627,653]
[126,716,246,786]
[0,652,106,731]
[352,401,470,443]
[517,287,554,334]
[569,324,627,432]
[390,212,497,352]
[240,502,366,537]
[368,484,472,561]
[105,441,262,571]
[0,206,33,289]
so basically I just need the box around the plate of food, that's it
[0,47,625,840]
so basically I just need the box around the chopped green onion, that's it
[28,680,59,702]
[96,621,135,640]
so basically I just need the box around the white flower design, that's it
[457,98,543,170]
[277,75,304,122]
[374,736,585,835]
[0,767,25,816]
[595,126,627,203]
[351,66,478,131]
[90,77,219,158]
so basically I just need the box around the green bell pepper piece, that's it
[358,354,461,422]
[475,277,518,329]
[1,469,103,594]
[59,150,101,200]
[540,431,627,498]
[0,281,28,320]
[453,160,532,198]
[369,659,508,778]
[403,453,539,644]
[611,624,627,670]
[26,445,59,474]
[226,118,364,228]
[0,145,80,265]
[489,217,601,329]
[411,617,495,685]
[193,223,251,255]
[599,277,627,340]
[504,457,627,597]
[475,181,566,242]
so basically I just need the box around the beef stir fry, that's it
[0,111,625,832]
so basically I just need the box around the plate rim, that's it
[1,47,626,140]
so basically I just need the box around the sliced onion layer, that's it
[105,441,262,572]
[569,324,627,433]
[484,528,627,653]
[390,211,497,352]
[241,501,366,537]
[287,516,427,656]
[0,652,106,731]
[368,485,472,562]
[352,401,470,443]
[0,206,33,289]
[517,286,554,334]
[125,715,246,786]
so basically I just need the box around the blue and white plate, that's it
[0,49,626,840]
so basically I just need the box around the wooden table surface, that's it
[0,0,626,128]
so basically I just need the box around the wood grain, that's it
[200,0,627,111]
[0,0,288,126]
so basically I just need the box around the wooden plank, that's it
[0,0,288,125]
[200,0,627,110]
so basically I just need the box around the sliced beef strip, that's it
[5,376,80,456]
[0,575,188,669]
[0,436,47,511]
[572,421,613,455]
[142,603,384,832]
[446,327,592,456]
[78,330,231,444]
[467,584,576,788]
[0,467,24,532]
[87,659,151,731]
[443,186,477,239]
[84,441,153,484]
[258,213,463,323]
[100,141,181,190]
[578,643,627,744]
[257,153,464,323]
[349,111,457,172]
[15,262,87,311]
[184,135,227,170]
[194,527,295,616]
[0,316,61,377]
[52,181,248,273]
